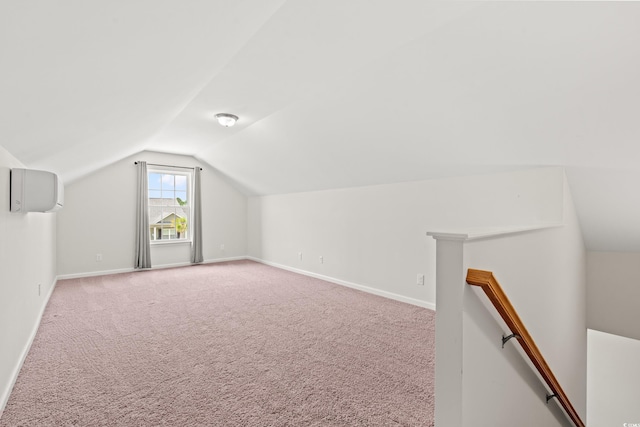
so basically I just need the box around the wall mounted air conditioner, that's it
[10,168,64,213]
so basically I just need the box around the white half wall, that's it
[248,167,565,307]
[0,145,57,414]
[587,251,640,341]
[587,329,640,427]
[432,175,586,426]
[57,151,247,276]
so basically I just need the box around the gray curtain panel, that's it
[191,167,203,263]
[135,161,151,269]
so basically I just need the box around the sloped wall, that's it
[57,151,247,277]
[0,145,57,414]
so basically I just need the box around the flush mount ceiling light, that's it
[214,113,239,127]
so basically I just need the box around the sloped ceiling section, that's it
[0,0,286,181]
[2,1,640,251]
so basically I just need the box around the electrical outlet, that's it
[417,274,425,286]
[96,253,102,262]
[220,244,225,250]
[298,252,303,261]
[319,256,324,264]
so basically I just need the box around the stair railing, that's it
[466,269,585,427]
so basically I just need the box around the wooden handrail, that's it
[466,269,585,427]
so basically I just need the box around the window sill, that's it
[150,240,192,246]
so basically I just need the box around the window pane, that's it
[161,174,175,190]
[148,205,162,225]
[174,215,188,239]
[148,173,162,190]
[175,191,187,205]
[175,175,187,191]
[180,208,189,239]
[148,170,192,243]
[162,209,176,224]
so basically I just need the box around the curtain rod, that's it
[134,161,202,171]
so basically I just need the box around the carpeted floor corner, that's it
[1,260,435,426]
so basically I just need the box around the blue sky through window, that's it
[149,173,188,200]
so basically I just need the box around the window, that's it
[147,169,192,243]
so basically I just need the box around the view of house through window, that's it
[148,170,191,242]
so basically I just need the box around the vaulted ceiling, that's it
[2,1,640,251]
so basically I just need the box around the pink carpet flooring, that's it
[1,260,435,426]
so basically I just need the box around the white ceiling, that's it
[2,1,640,251]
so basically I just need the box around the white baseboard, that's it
[56,256,248,280]
[247,257,436,311]
[57,267,136,280]
[0,276,58,418]
[153,256,248,270]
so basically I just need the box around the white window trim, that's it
[148,166,194,246]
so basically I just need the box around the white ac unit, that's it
[10,168,64,213]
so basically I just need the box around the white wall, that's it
[57,151,247,277]
[0,145,57,414]
[461,177,586,425]
[248,167,564,307]
[587,251,640,341]
[587,329,640,427]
